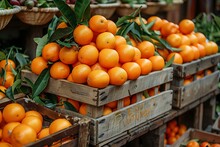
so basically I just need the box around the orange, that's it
[0,72,14,88]
[99,49,119,69]
[147,88,156,96]
[87,70,110,88]
[56,22,68,29]
[96,32,116,50]
[147,16,162,30]
[210,41,218,54]
[183,79,191,86]
[137,41,155,59]
[59,46,78,65]
[130,38,137,47]
[73,25,93,45]
[166,34,182,47]
[172,126,179,134]
[79,103,87,115]
[38,128,49,139]
[187,33,198,45]
[2,122,20,143]
[108,67,128,86]
[21,116,42,133]
[202,41,213,56]
[194,43,206,58]
[179,45,194,63]
[49,118,72,134]
[66,99,80,111]
[67,74,74,82]
[89,15,108,33]
[106,20,117,35]
[123,96,131,107]
[0,86,6,99]
[179,19,195,35]
[115,35,127,49]
[116,44,135,63]
[161,22,179,37]
[122,62,141,80]
[149,56,165,71]
[0,111,2,124]
[194,32,206,44]
[0,142,12,147]
[167,136,177,145]
[91,63,107,71]
[3,103,25,123]
[25,110,43,122]
[200,142,211,147]
[180,34,191,46]
[167,52,183,64]
[186,140,199,147]
[78,45,99,66]
[50,62,70,79]
[191,45,200,60]
[103,106,112,116]
[11,124,37,147]
[0,59,16,72]
[30,57,48,75]
[211,144,220,147]
[71,64,91,84]
[157,49,169,60]
[105,101,117,109]
[136,58,152,75]
[42,42,61,62]
[132,47,141,62]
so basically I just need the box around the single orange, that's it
[135,58,152,75]
[121,62,141,80]
[71,64,91,84]
[25,110,43,122]
[2,122,20,143]
[50,62,70,79]
[21,116,42,133]
[96,32,116,50]
[42,42,61,62]
[59,46,78,65]
[78,45,99,66]
[89,15,108,33]
[191,45,200,60]
[73,25,93,46]
[91,62,107,72]
[49,118,72,134]
[116,44,135,63]
[99,49,119,69]
[0,59,16,72]
[108,67,128,86]
[137,41,155,59]
[114,35,127,49]
[3,103,25,123]
[194,32,206,44]
[79,103,87,115]
[179,19,195,35]
[132,47,142,61]
[123,96,131,107]
[87,70,110,88]
[167,52,183,64]
[105,101,117,109]
[30,57,48,75]
[179,45,194,63]
[106,20,117,35]
[186,140,199,147]
[0,72,14,88]
[38,128,49,139]
[166,34,182,48]
[147,16,163,30]
[103,106,112,116]
[149,56,165,71]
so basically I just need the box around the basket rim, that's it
[0,6,21,16]
[119,3,147,8]
[90,1,121,8]
[20,6,59,12]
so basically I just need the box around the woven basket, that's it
[116,3,147,16]
[16,6,59,25]
[0,6,21,30]
[90,1,121,18]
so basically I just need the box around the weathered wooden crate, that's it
[171,128,220,147]
[212,116,220,134]
[171,53,220,109]
[21,67,173,118]
[0,95,90,147]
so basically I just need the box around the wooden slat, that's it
[21,67,173,106]
[95,90,172,143]
[172,53,220,78]
[172,71,219,108]
[212,116,220,134]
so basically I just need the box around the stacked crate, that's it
[0,94,90,147]
[21,67,173,146]
[171,53,220,109]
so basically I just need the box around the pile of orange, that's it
[31,14,166,89]
[0,102,72,146]
[147,16,218,64]
[164,119,187,145]
[186,140,220,147]
[0,59,16,100]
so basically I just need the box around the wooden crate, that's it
[171,53,220,109]
[21,67,173,118]
[171,128,220,147]
[212,116,220,134]
[0,96,90,147]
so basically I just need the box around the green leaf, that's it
[35,34,48,57]
[5,87,15,101]
[117,22,135,37]
[48,16,59,39]
[44,93,58,104]
[64,101,77,112]
[143,91,149,98]
[116,16,134,27]
[164,53,175,68]
[130,6,141,17]
[141,20,155,35]
[45,103,56,109]
[15,53,28,67]
[33,96,45,105]
[49,27,73,42]
[216,104,220,113]
[74,0,90,24]
[0,51,6,60]
[53,0,77,28]
[32,68,50,98]
[0,0,12,9]
[23,77,34,90]
[56,40,78,48]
